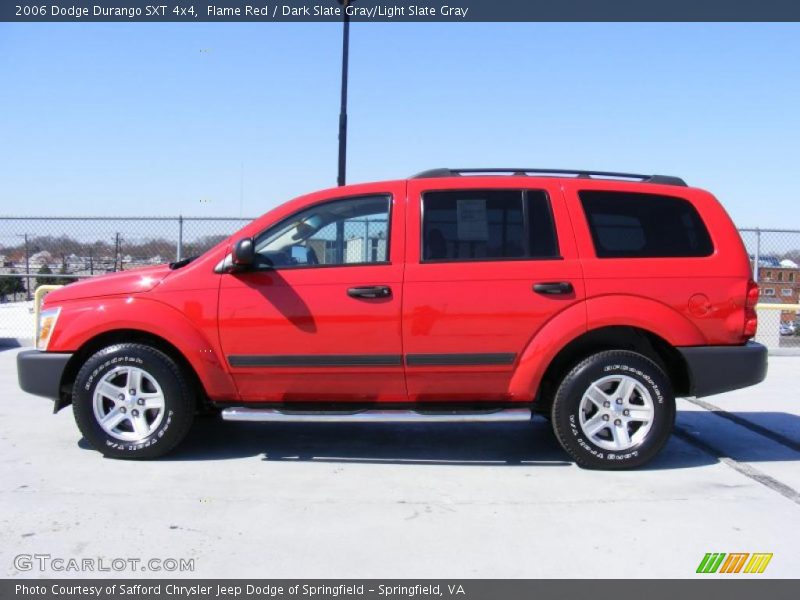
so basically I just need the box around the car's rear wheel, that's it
[72,344,195,459]
[550,350,675,469]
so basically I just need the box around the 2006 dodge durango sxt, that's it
[18,168,768,468]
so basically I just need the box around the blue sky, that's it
[1,23,798,227]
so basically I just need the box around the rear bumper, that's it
[677,342,768,398]
[17,350,72,402]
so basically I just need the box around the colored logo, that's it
[696,553,773,574]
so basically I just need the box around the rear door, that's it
[403,177,584,402]
[218,182,407,402]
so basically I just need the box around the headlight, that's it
[36,307,61,351]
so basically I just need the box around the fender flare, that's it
[54,296,238,401]
[509,295,704,400]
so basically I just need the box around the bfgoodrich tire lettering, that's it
[551,350,675,469]
[72,344,195,459]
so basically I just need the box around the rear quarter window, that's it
[579,191,713,258]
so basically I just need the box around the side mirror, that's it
[231,238,255,268]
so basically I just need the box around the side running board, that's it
[221,408,531,423]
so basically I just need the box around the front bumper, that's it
[17,350,72,403]
[677,342,768,398]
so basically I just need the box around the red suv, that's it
[17,169,767,468]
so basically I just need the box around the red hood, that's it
[43,265,172,304]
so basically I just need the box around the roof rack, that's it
[411,168,687,187]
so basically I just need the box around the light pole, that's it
[18,234,31,301]
[336,0,353,187]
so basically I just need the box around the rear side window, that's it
[422,190,559,262]
[580,191,713,258]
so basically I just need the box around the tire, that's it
[72,344,195,459]
[550,350,675,469]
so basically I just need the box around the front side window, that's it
[422,189,559,262]
[255,195,390,268]
[580,191,713,258]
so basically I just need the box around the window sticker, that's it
[457,199,489,241]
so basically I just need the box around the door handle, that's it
[347,286,392,299]
[533,282,574,295]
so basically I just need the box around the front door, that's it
[403,178,585,402]
[218,183,407,403]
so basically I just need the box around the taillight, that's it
[744,280,759,339]
[746,280,759,310]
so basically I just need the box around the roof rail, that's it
[411,168,687,187]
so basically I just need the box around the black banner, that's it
[4,0,800,22]
[3,580,799,600]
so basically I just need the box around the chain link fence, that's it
[1,217,798,348]
[739,228,800,351]
[0,217,250,297]
[0,216,250,340]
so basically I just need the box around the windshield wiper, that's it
[169,256,198,270]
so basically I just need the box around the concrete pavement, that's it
[1,347,798,578]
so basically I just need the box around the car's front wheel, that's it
[550,350,675,469]
[72,343,195,459]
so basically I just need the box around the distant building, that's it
[29,250,52,266]
[755,257,800,321]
